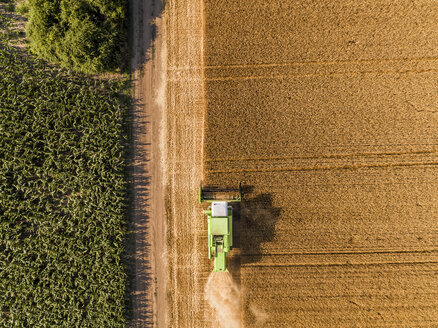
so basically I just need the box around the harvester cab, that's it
[199,183,241,272]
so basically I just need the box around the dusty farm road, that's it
[128,0,166,327]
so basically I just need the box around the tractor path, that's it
[129,0,167,327]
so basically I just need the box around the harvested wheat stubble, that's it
[165,0,218,327]
[201,0,438,327]
[241,264,438,327]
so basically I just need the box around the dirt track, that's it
[130,0,166,326]
[164,0,438,327]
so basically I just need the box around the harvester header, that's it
[199,183,241,272]
[198,183,242,203]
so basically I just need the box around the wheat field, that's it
[202,0,438,326]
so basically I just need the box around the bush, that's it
[26,0,126,73]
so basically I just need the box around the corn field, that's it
[0,8,129,327]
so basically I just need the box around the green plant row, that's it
[0,9,130,327]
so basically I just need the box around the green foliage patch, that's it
[25,0,127,73]
[0,8,129,327]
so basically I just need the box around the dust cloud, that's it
[249,304,268,326]
[205,271,269,327]
[205,272,241,328]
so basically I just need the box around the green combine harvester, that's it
[199,184,241,272]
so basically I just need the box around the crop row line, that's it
[205,68,438,82]
[240,249,438,256]
[242,261,438,268]
[206,150,438,163]
[208,161,438,174]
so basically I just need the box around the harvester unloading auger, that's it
[199,183,241,272]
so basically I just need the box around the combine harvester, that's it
[199,184,241,272]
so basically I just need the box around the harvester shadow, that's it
[234,188,282,270]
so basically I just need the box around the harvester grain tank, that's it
[199,184,241,272]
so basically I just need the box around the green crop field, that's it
[0,5,130,327]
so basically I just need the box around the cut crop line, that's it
[204,56,438,70]
[205,68,438,81]
[208,161,438,174]
[200,0,206,182]
[242,261,438,268]
[233,182,438,190]
[206,150,438,163]
[240,249,438,256]
[168,56,438,71]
